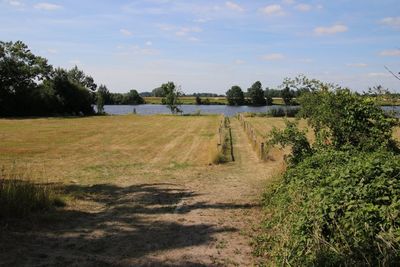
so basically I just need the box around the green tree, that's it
[226,85,245,106]
[124,89,144,105]
[46,68,95,115]
[96,85,109,114]
[281,86,294,106]
[152,87,165,97]
[67,66,97,91]
[0,40,52,116]
[264,88,274,105]
[299,88,398,151]
[161,82,182,114]
[195,95,202,105]
[247,81,266,106]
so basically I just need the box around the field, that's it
[0,115,220,185]
[1,114,398,266]
[0,115,288,266]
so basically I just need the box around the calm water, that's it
[103,104,400,117]
[104,104,298,117]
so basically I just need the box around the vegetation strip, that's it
[256,86,400,266]
[237,113,268,161]
[214,116,235,163]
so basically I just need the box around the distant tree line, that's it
[0,40,145,117]
[97,86,144,105]
[0,41,99,116]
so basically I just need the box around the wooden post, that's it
[260,143,264,160]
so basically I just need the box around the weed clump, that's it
[0,172,65,219]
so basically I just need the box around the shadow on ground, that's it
[0,182,259,266]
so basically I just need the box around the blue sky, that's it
[1,0,399,93]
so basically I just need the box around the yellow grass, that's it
[395,127,400,141]
[0,115,220,184]
[245,117,314,141]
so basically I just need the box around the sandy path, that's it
[1,118,282,267]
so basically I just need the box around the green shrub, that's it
[299,89,399,151]
[0,178,65,218]
[267,107,300,117]
[256,150,400,266]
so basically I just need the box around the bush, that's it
[256,150,400,266]
[267,107,300,117]
[0,176,64,218]
[257,87,400,265]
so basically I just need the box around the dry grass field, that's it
[1,114,396,266]
[0,115,285,266]
[0,115,220,185]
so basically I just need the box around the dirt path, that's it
[1,118,283,267]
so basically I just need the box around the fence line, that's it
[217,116,235,162]
[236,113,268,161]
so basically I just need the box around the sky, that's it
[1,0,400,94]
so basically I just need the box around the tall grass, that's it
[0,168,65,219]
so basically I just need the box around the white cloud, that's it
[234,59,245,65]
[116,45,159,56]
[314,24,348,35]
[175,26,202,36]
[380,17,400,29]
[145,41,153,46]
[368,72,391,77]
[34,2,62,11]
[225,1,244,12]
[262,53,284,61]
[346,63,368,67]
[295,3,312,12]
[120,29,133,36]
[5,0,23,7]
[379,49,400,56]
[260,4,285,16]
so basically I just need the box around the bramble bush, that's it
[257,84,400,265]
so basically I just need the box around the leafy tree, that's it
[152,87,165,97]
[67,66,97,91]
[247,81,266,106]
[44,68,95,115]
[124,89,144,105]
[226,85,245,106]
[264,88,274,105]
[281,86,294,105]
[299,88,398,151]
[0,40,52,116]
[195,95,202,105]
[161,82,182,114]
[96,85,110,114]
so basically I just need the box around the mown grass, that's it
[0,115,220,185]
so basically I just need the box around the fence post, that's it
[260,142,264,160]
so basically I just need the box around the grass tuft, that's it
[0,172,65,219]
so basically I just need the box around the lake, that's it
[104,104,400,117]
[103,104,299,117]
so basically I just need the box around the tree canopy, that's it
[226,85,245,106]
[247,81,266,106]
[161,82,182,114]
